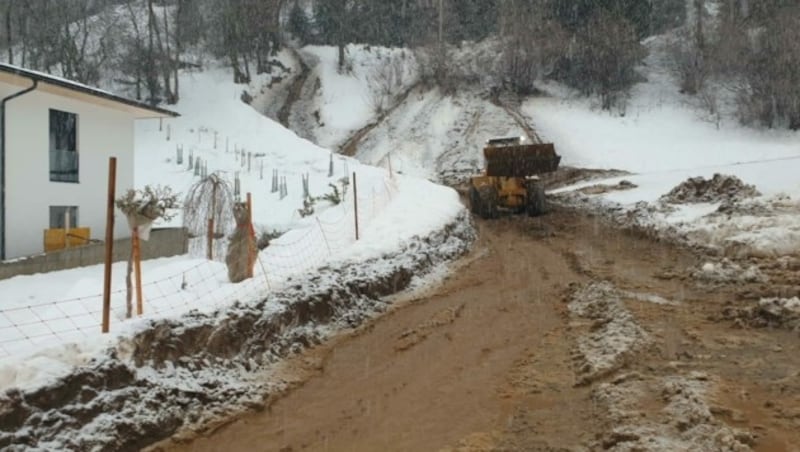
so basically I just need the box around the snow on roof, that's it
[0,62,178,118]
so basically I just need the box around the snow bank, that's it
[555,184,800,259]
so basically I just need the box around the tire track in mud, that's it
[490,91,543,144]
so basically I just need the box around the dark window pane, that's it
[49,109,79,183]
[49,206,79,229]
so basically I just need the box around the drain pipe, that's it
[1,79,38,260]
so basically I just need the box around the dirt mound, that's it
[723,297,800,330]
[661,173,760,204]
[690,259,768,286]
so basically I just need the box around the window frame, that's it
[49,205,79,229]
[49,108,80,183]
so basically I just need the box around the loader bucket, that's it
[483,143,561,178]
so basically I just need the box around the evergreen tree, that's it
[449,0,498,43]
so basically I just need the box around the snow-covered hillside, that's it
[293,40,800,259]
[527,36,800,258]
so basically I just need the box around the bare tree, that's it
[737,9,800,128]
[184,173,236,260]
[570,10,644,110]
[668,0,709,95]
[497,0,567,95]
[364,57,407,114]
[3,0,12,64]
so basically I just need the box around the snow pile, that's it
[592,372,754,451]
[661,174,760,205]
[0,212,476,451]
[694,195,800,258]
[568,282,651,386]
[554,189,800,259]
[690,259,768,285]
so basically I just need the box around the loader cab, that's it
[485,136,527,148]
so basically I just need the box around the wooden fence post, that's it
[247,193,254,278]
[353,172,359,241]
[133,227,143,316]
[102,157,116,333]
[207,217,214,260]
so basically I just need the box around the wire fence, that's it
[0,175,400,358]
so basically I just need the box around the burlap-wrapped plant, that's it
[225,202,257,283]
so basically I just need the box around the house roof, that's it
[0,63,179,119]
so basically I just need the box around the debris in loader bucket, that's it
[484,139,561,178]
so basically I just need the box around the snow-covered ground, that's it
[0,62,465,391]
[528,37,800,258]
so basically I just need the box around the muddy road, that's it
[154,209,800,451]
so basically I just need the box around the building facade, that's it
[0,64,177,260]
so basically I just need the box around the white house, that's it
[0,63,178,260]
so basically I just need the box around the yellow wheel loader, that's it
[469,137,561,219]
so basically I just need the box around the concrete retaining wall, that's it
[0,228,188,280]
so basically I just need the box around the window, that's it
[49,109,79,183]
[49,206,79,229]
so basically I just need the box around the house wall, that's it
[0,82,135,259]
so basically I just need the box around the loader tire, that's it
[478,186,499,219]
[526,181,546,216]
[469,185,482,216]
[469,185,498,219]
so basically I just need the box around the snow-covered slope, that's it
[526,36,800,257]
[354,86,526,183]
[285,44,420,150]
[298,40,800,258]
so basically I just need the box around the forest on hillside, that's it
[1,0,799,129]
